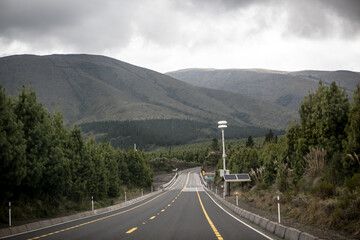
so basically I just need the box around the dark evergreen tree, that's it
[211,138,220,152]
[264,129,275,143]
[0,86,26,200]
[13,86,52,198]
[246,136,255,148]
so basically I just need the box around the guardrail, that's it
[199,172,208,187]
[162,173,178,189]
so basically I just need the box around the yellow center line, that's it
[150,216,156,220]
[26,191,169,240]
[196,190,223,240]
[126,227,138,234]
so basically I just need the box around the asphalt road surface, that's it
[4,168,276,240]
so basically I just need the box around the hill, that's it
[0,54,298,149]
[166,68,360,110]
[0,54,297,128]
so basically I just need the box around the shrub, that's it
[311,180,335,199]
[345,173,360,192]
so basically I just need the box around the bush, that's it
[345,173,360,192]
[311,180,335,199]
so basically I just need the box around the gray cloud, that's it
[0,0,144,52]
[173,0,360,39]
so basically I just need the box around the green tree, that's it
[298,81,349,155]
[211,138,220,151]
[66,125,87,200]
[346,85,360,154]
[264,129,275,143]
[343,85,360,176]
[13,86,52,198]
[101,141,120,197]
[126,149,153,188]
[41,111,71,199]
[246,136,255,148]
[83,137,109,200]
[228,148,259,174]
[0,86,26,200]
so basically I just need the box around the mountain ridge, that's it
[0,54,297,130]
[166,68,360,111]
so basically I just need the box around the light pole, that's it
[218,120,227,198]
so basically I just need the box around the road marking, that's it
[161,209,165,212]
[25,191,169,240]
[126,227,138,234]
[203,190,273,240]
[197,190,223,240]
[150,216,156,220]
[25,171,193,240]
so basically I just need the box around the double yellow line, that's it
[196,184,223,240]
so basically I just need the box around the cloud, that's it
[0,0,359,72]
[0,0,143,53]
[173,0,360,39]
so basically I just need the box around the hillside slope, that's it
[166,69,360,110]
[0,54,297,130]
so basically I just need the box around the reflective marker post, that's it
[277,196,281,223]
[141,189,143,197]
[91,196,94,211]
[236,192,238,206]
[9,202,11,227]
[125,192,127,202]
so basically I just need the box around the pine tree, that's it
[0,86,26,200]
[13,86,52,198]
[246,136,255,148]
[211,138,219,152]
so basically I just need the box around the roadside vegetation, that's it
[210,82,360,238]
[0,86,153,226]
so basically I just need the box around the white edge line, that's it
[203,189,274,240]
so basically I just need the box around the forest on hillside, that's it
[80,120,283,150]
[0,86,153,224]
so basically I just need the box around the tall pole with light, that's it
[218,120,227,198]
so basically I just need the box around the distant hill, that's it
[0,54,297,129]
[0,54,299,149]
[166,69,360,111]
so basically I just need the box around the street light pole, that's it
[218,121,227,198]
[221,127,226,170]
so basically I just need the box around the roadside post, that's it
[141,189,143,196]
[9,202,11,227]
[221,184,224,199]
[235,192,238,206]
[91,196,94,211]
[277,195,281,223]
[125,192,127,202]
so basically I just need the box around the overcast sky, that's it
[1,0,359,73]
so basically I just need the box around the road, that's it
[5,169,275,240]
